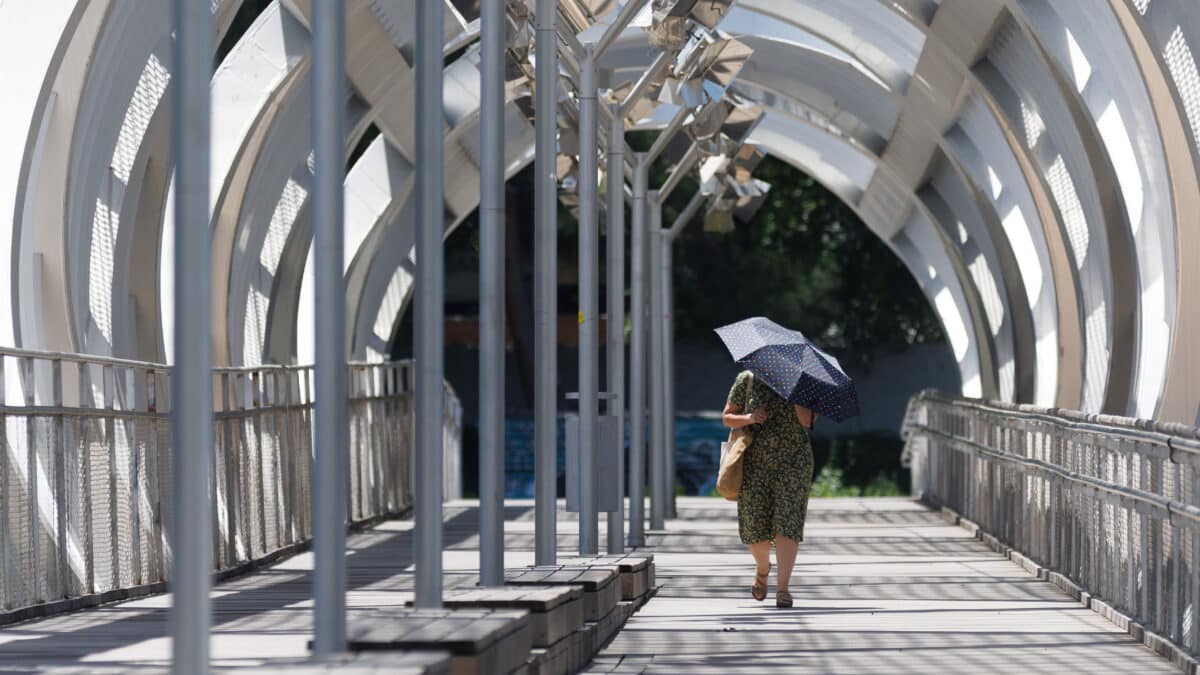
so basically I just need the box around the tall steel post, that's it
[577,46,599,556]
[533,0,559,566]
[170,1,213,671]
[627,157,649,547]
[662,236,676,518]
[648,196,666,531]
[414,0,445,608]
[605,101,626,554]
[479,0,506,586]
[663,192,705,519]
[311,0,347,653]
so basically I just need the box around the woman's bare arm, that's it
[793,404,817,428]
[724,402,768,429]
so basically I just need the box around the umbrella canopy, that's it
[715,317,860,422]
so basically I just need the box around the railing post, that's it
[0,356,8,605]
[103,363,119,592]
[1191,460,1199,652]
[20,357,39,604]
[51,360,67,598]
[78,364,95,594]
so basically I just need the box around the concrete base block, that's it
[40,653,454,675]
[505,566,620,623]
[556,554,655,604]
[346,608,532,675]
[412,586,584,648]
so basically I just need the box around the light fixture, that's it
[703,193,737,233]
[648,0,735,48]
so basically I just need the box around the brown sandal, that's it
[776,589,793,608]
[752,564,770,601]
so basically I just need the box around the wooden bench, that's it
[346,608,531,675]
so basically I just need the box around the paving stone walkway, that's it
[587,497,1179,674]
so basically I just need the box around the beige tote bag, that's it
[717,372,755,500]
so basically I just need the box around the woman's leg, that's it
[749,540,771,575]
[748,539,772,600]
[774,535,799,592]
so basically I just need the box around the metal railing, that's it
[902,390,1200,660]
[0,347,461,620]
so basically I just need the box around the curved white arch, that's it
[9,0,1200,424]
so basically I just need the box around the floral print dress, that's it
[726,370,815,544]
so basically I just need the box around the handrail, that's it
[907,389,1200,443]
[902,390,1200,661]
[0,345,170,371]
[909,423,1200,527]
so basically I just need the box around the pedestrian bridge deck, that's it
[590,498,1174,674]
[0,498,1177,673]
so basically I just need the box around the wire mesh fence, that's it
[0,348,461,620]
[902,390,1200,657]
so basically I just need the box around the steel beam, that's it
[595,0,649,59]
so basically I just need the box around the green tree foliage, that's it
[665,156,944,371]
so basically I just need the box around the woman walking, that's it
[722,370,817,608]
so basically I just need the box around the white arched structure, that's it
[4,0,1200,424]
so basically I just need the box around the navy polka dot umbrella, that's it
[714,317,860,422]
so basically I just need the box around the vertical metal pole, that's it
[627,157,648,547]
[577,46,599,557]
[605,102,625,554]
[533,0,559,567]
[170,0,213,671]
[663,238,676,518]
[312,0,347,652]
[479,0,506,587]
[648,197,665,531]
[414,0,445,608]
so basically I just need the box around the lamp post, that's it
[570,1,650,557]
